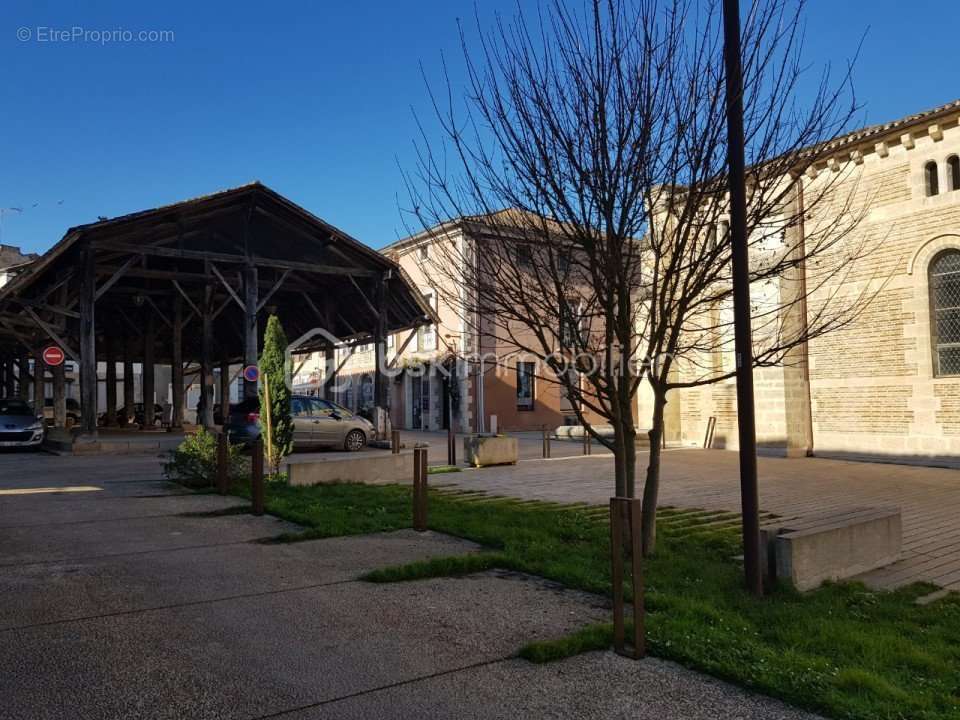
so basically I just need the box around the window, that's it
[516,244,533,267]
[516,361,535,410]
[291,397,310,417]
[343,380,354,411]
[925,161,940,197]
[930,249,960,376]
[560,299,583,348]
[360,374,374,409]
[418,289,437,351]
[949,156,960,192]
[419,243,430,260]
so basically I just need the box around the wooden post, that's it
[52,352,66,428]
[33,345,45,417]
[104,334,117,426]
[200,276,215,428]
[322,346,336,401]
[243,264,259,401]
[216,431,229,495]
[219,358,231,426]
[391,429,400,454]
[123,333,136,427]
[78,246,98,434]
[171,295,184,429]
[610,497,645,659]
[18,351,30,400]
[447,389,456,466]
[251,434,265,515]
[374,273,388,434]
[542,426,551,458]
[262,374,274,475]
[412,446,428,531]
[142,313,156,430]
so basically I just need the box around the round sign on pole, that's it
[42,346,65,367]
[242,365,260,383]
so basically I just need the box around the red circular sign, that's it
[242,365,260,383]
[42,346,65,367]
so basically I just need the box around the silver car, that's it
[0,399,46,449]
[291,396,376,451]
[225,395,376,452]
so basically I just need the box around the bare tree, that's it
[404,0,875,553]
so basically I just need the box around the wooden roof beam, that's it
[91,240,377,277]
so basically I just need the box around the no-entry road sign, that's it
[42,346,65,367]
[242,365,260,383]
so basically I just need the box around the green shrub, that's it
[163,428,247,488]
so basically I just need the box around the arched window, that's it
[930,249,960,376]
[948,156,960,192]
[925,161,940,197]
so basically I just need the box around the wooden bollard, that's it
[391,429,400,454]
[216,431,229,495]
[412,446,428,531]
[610,497,645,659]
[251,435,265,516]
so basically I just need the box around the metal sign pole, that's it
[722,0,763,597]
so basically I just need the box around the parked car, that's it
[105,403,163,426]
[224,395,375,451]
[42,397,80,426]
[0,398,45,449]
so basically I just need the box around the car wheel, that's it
[344,429,366,452]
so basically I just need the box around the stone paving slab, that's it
[0,512,300,567]
[0,450,168,482]
[0,492,245,528]
[0,530,479,631]
[2,571,607,720]
[295,652,822,720]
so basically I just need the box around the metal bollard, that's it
[610,497,645,659]
[251,435,265,516]
[583,430,591,456]
[542,427,551,458]
[216,431,229,495]
[391,429,400,454]
[412,446,428,531]
[447,424,456,466]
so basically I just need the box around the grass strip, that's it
[226,478,960,720]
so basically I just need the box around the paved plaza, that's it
[0,449,819,720]
[404,433,960,592]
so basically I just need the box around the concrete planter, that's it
[464,434,518,468]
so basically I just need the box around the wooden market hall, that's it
[0,183,432,437]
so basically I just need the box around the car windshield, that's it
[328,401,352,416]
[0,400,33,415]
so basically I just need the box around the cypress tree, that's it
[258,315,293,474]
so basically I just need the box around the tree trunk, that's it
[612,419,627,498]
[641,390,667,556]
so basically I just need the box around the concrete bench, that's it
[761,508,901,591]
[287,450,414,486]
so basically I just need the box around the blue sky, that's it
[0,0,953,255]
